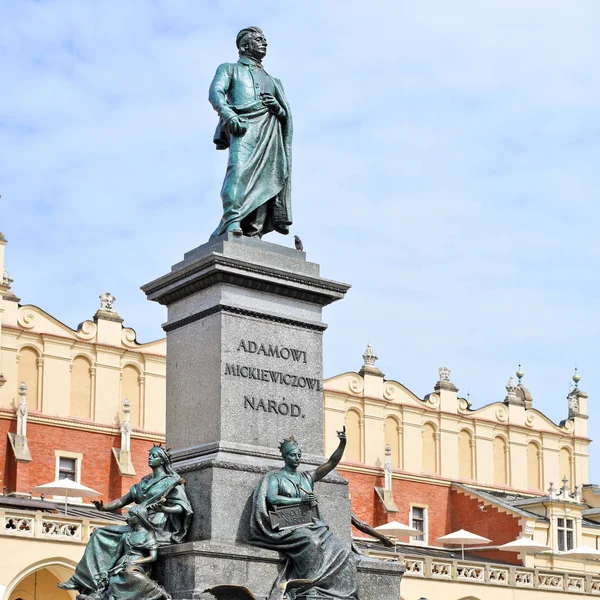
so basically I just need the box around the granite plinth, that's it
[158,541,405,600]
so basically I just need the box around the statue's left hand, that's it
[261,93,283,115]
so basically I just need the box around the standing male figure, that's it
[209,26,293,239]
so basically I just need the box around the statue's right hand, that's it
[92,500,105,511]
[227,116,248,136]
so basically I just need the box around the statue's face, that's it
[148,449,164,468]
[283,445,302,468]
[126,512,140,526]
[244,32,268,60]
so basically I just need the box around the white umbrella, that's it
[374,521,423,552]
[32,478,101,515]
[561,546,600,574]
[498,537,551,554]
[374,520,423,538]
[436,529,491,560]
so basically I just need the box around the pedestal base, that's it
[158,541,405,599]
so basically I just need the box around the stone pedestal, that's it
[143,233,404,598]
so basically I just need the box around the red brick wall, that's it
[341,466,523,564]
[342,467,452,542]
[450,488,521,564]
[0,416,158,502]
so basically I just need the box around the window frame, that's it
[557,517,575,552]
[409,504,428,545]
[53,450,83,504]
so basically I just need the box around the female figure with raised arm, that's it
[249,428,358,599]
[59,446,192,597]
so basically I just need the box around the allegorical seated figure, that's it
[84,505,172,600]
[249,429,358,599]
[58,446,192,598]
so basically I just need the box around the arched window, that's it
[345,410,362,462]
[121,365,141,427]
[527,441,541,490]
[17,347,40,409]
[384,416,401,468]
[559,447,573,485]
[458,429,473,480]
[70,356,92,419]
[493,436,508,485]
[422,423,438,474]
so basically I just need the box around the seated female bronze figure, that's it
[248,429,358,599]
[59,446,192,598]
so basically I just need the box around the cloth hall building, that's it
[0,231,599,600]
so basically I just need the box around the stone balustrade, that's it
[367,550,600,595]
[1,507,112,544]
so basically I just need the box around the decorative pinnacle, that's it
[516,364,524,384]
[506,376,517,394]
[123,397,131,413]
[438,367,451,382]
[384,443,391,456]
[99,292,116,312]
[572,367,581,388]
[362,344,378,367]
[18,381,27,396]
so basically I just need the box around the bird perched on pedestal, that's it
[293,235,303,251]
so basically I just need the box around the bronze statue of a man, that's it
[209,26,292,239]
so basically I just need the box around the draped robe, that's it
[209,56,293,238]
[249,470,358,599]
[65,473,192,595]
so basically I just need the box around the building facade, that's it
[1,229,599,600]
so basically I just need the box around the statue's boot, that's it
[58,578,79,590]
[226,222,243,236]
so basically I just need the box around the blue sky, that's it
[2,1,600,480]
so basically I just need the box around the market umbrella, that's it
[561,546,600,573]
[436,529,491,560]
[498,536,551,554]
[374,521,423,551]
[374,520,423,538]
[32,478,101,515]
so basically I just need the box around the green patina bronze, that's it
[58,446,192,599]
[248,428,359,600]
[209,26,292,239]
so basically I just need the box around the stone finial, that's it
[0,373,6,387]
[384,443,393,492]
[17,381,28,437]
[120,398,132,453]
[363,344,378,367]
[548,482,556,499]
[2,266,13,288]
[438,367,451,382]
[99,292,116,312]
[561,476,570,497]
[359,344,383,377]
[504,376,523,406]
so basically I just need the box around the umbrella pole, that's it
[462,544,465,560]
[64,490,68,516]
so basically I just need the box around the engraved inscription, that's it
[269,501,320,530]
[244,396,305,418]
[224,363,322,391]
[237,340,307,364]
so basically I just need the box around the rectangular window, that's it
[557,517,575,551]
[410,506,427,544]
[58,457,76,481]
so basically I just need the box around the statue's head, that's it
[279,435,301,467]
[148,444,172,467]
[127,504,155,531]
[236,26,267,60]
